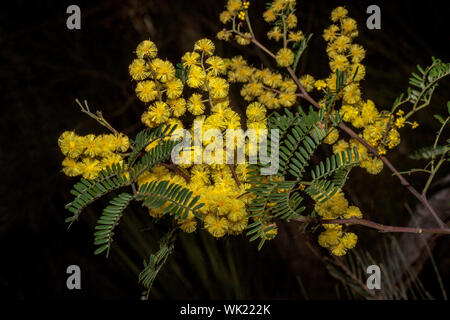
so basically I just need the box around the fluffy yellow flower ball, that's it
[275,48,295,67]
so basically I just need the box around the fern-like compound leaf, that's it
[128,124,178,166]
[65,162,130,226]
[137,180,204,220]
[93,192,134,257]
[410,144,449,160]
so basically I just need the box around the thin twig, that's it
[161,162,190,183]
[228,163,241,186]
[294,216,450,235]
[76,98,119,135]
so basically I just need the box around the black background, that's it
[1,0,449,299]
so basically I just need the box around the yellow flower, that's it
[396,109,404,116]
[208,77,229,99]
[341,232,358,249]
[141,111,156,128]
[343,83,361,104]
[62,157,83,177]
[412,121,419,129]
[112,133,130,152]
[329,55,349,72]
[165,78,183,99]
[95,134,115,156]
[361,99,379,124]
[344,206,362,219]
[194,38,215,56]
[179,219,197,233]
[246,102,266,122]
[147,101,171,124]
[204,214,229,238]
[314,80,327,90]
[135,80,158,103]
[350,63,365,81]
[331,243,347,256]
[361,157,383,175]
[314,192,348,219]
[278,92,297,107]
[395,117,406,128]
[219,11,232,24]
[349,44,365,63]
[235,33,252,46]
[333,139,349,155]
[299,74,315,92]
[331,6,348,22]
[187,65,206,88]
[151,59,175,83]
[81,134,100,157]
[324,128,339,144]
[217,30,232,42]
[333,35,350,53]
[378,146,386,155]
[136,40,158,59]
[80,158,102,180]
[187,93,206,115]
[101,153,123,169]
[286,14,297,29]
[341,104,359,122]
[263,8,276,23]
[323,25,339,42]
[206,56,226,76]
[226,0,242,14]
[241,81,264,100]
[267,26,283,41]
[167,98,187,117]
[351,116,365,128]
[387,129,401,149]
[288,31,304,42]
[228,217,248,234]
[129,58,150,81]
[58,131,84,158]
[341,18,357,34]
[275,48,295,67]
[318,226,343,248]
[227,199,247,222]
[181,51,200,68]
[272,0,287,12]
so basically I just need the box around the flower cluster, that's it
[58,1,421,257]
[314,191,360,256]
[58,131,129,179]
[312,7,409,176]
[263,0,306,68]
[128,38,260,238]
[229,55,298,112]
[216,2,367,255]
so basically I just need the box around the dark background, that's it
[0,0,449,299]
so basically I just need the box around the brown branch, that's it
[235,32,448,230]
[295,216,450,235]
[228,163,241,187]
[161,162,190,183]
[76,99,119,136]
[285,65,446,229]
